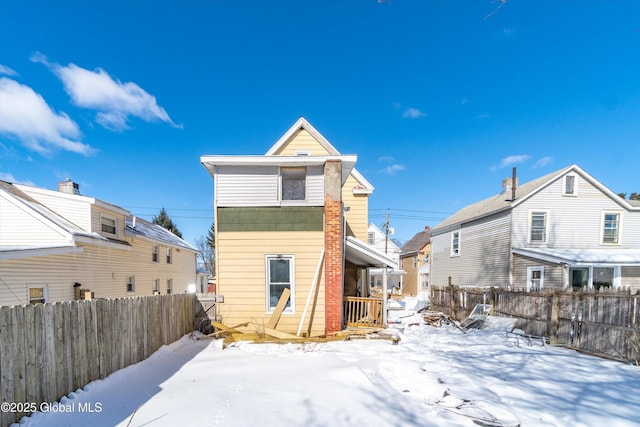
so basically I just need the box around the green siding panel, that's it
[218,207,324,232]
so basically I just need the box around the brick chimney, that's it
[324,160,344,335]
[58,179,79,195]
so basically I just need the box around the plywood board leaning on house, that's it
[267,288,291,329]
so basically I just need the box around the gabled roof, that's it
[400,227,431,257]
[0,180,97,240]
[367,223,401,253]
[265,117,375,194]
[432,164,638,233]
[125,216,198,252]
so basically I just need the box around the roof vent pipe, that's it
[132,216,137,228]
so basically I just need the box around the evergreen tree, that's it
[152,208,183,238]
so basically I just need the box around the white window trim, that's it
[450,230,460,257]
[600,211,623,245]
[526,266,544,292]
[528,209,550,244]
[152,245,159,262]
[368,232,376,245]
[265,254,295,314]
[127,276,136,293]
[167,279,173,294]
[563,174,578,196]
[279,167,307,203]
[166,247,173,264]
[27,284,49,304]
[100,214,117,236]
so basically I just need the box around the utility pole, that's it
[384,210,390,254]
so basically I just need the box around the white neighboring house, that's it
[430,165,640,291]
[0,180,199,306]
[367,223,403,293]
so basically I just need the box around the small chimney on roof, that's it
[501,168,518,201]
[58,179,80,195]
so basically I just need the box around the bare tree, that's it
[195,223,215,276]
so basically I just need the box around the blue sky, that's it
[1,1,639,245]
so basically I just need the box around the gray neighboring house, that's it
[430,165,640,291]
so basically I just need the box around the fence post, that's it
[489,287,496,314]
[550,292,560,345]
[448,277,455,319]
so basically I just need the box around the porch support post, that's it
[382,267,388,327]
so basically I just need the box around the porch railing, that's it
[344,296,384,328]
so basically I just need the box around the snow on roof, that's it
[513,247,640,266]
[125,216,197,252]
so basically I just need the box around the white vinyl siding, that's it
[431,211,511,287]
[215,165,324,207]
[14,185,93,231]
[512,174,635,249]
[0,193,70,246]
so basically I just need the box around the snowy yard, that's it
[18,314,640,427]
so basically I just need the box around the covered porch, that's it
[343,236,397,328]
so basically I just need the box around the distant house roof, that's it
[400,227,431,257]
[265,117,375,194]
[432,164,638,234]
[125,217,197,252]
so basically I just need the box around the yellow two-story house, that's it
[201,118,395,336]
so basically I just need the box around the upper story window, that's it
[530,211,548,243]
[166,248,173,264]
[368,232,376,245]
[451,231,460,256]
[563,175,577,196]
[152,245,159,262]
[101,216,116,235]
[281,167,306,201]
[602,212,620,244]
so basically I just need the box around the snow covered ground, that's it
[17,311,640,427]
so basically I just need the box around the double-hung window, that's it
[167,279,173,294]
[368,232,375,245]
[101,216,116,234]
[563,175,576,196]
[166,248,172,264]
[530,211,548,243]
[152,245,159,262]
[153,279,160,294]
[266,255,294,312]
[451,231,460,256]
[602,213,620,244]
[281,167,306,201]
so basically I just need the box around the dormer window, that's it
[101,216,116,235]
[281,167,306,201]
[563,175,577,196]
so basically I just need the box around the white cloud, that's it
[534,156,553,168]
[402,108,426,119]
[31,53,181,132]
[491,154,530,171]
[379,164,405,175]
[378,156,395,162]
[0,172,35,185]
[0,77,95,155]
[0,64,17,76]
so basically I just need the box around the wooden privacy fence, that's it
[430,285,640,364]
[0,294,195,427]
